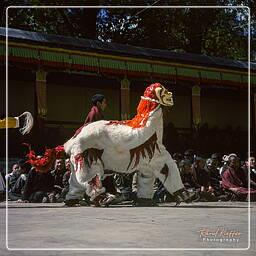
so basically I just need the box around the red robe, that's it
[73,106,104,138]
[221,167,256,194]
[84,106,104,124]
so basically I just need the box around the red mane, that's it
[108,98,159,129]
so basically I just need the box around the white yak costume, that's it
[64,83,187,205]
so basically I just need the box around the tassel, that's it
[18,112,33,135]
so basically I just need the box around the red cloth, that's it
[73,106,104,138]
[84,106,104,124]
[221,167,256,194]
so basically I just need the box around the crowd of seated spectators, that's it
[154,150,256,203]
[1,148,255,205]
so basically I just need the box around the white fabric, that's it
[64,88,183,200]
[140,96,160,103]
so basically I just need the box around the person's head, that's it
[194,157,206,169]
[172,153,183,164]
[184,149,195,163]
[91,94,107,111]
[18,159,30,174]
[211,153,220,165]
[12,163,20,173]
[179,159,192,173]
[65,158,71,171]
[55,159,65,172]
[206,158,216,170]
[227,155,240,170]
[246,156,256,168]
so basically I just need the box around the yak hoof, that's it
[133,198,158,207]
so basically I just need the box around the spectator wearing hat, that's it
[221,155,256,201]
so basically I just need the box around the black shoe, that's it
[64,199,80,207]
[133,198,157,207]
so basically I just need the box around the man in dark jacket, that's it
[21,167,55,203]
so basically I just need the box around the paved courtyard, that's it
[0,201,255,256]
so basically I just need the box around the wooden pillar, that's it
[120,78,130,120]
[35,69,47,143]
[192,85,201,130]
[254,93,256,133]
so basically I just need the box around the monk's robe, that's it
[73,106,104,138]
[84,106,104,124]
[222,167,256,195]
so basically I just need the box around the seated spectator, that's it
[172,153,183,166]
[51,158,66,202]
[242,155,256,187]
[20,163,55,203]
[221,155,256,201]
[0,171,5,202]
[192,157,217,201]
[184,149,195,164]
[220,154,237,177]
[179,159,197,189]
[56,158,71,202]
[6,163,21,191]
[205,158,222,194]
[211,153,222,170]
[8,159,31,201]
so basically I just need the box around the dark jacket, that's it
[22,168,55,200]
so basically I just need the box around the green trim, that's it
[177,67,199,78]
[126,62,151,72]
[222,73,242,83]
[99,58,126,70]
[72,55,98,66]
[152,65,176,75]
[40,51,69,63]
[200,70,221,80]
[9,46,38,59]
[1,44,255,84]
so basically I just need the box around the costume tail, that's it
[18,112,33,135]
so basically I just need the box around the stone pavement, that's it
[0,201,255,256]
